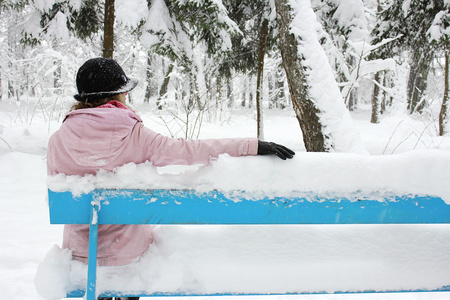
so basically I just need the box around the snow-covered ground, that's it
[1,99,450,300]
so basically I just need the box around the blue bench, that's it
[48,189,450,299]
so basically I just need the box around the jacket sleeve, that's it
[133,123,258,167]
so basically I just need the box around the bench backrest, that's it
[48,189,450,225]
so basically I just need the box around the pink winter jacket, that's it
[47,100,258,266]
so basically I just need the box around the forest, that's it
[0,0,449,152]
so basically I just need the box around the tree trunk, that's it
[371,71,382,124]
[380,72,387,114]
[102,0,115,58]
[371,0,384,120]
[144,52,155,103]
[189,74,200,111]
[439,51,450,136]
[248,76,253,109]
[157,63,174,110]
[256,18,269,140]
[382,71,394,112]
[241,78,247,108]
[347,89,357,111]
[54,60,62,94]
[215,76,222,113]
[346,55,357,111]
[274,0,326,151]
[227,77,233,108]
[407,50,433,114]
[276,64,286,109]
[268,73,274,108]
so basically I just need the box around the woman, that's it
[47,58,294,297]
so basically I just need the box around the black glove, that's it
[257,141,295,160]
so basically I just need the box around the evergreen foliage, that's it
[219,0,276,77]
[143,0,239,74]
[371,0,445,113]
[22,0,102,45]
[71,0,102,40]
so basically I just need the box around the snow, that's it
[35,223,450,298]
[428,11,450,43]
[1,98,450,299]
[210,0,242,37]
[141,0,193,62]
[140,0,169,47]
[45,12,70,41]
[68,0,82,11]
[23,11,44,39]
[325,0,369,42]
[33,0,59,12]
[115,0,148,28]
[401,0,412,17]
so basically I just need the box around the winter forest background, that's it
[1,0,450,152]
[3,1,450,298]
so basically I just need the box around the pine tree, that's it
[142,0,241,110]
[22,0,102,45]
[1,0,40,101]
[21,0,123,58]
[220,0,279,139]
[371,0,444,114]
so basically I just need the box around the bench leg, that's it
[87,204,99,300]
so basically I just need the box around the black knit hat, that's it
[74,57,139,102]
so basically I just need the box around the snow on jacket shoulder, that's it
[47,100,258,266]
